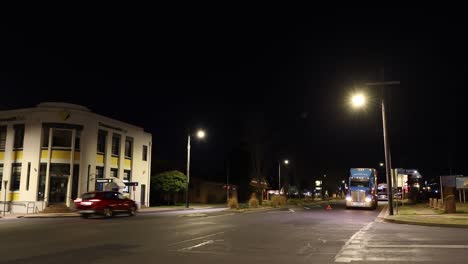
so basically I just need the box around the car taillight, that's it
[81,199,101,206]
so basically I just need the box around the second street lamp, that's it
[186,129,206,208]
[278,159,289,194]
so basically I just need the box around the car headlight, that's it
[365,196,372,202]
[346,196,352,201]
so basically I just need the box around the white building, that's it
[0,102,152,214]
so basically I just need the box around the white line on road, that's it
[178,240,214,251]
[289,209,295,212]
[334,221,374,263]
[168,232,225,247]
[304,207,310,210]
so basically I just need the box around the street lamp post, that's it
[350,81,399,216]
[186,129,206,208]
[278,159,289,194]
[380,97,394,215]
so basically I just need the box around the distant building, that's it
[189,177,237,204]
[0,102,152,213]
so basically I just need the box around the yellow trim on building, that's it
[40,150,81,161]
[111,157,119,166]
[42,150,68,159]
[8,192,20,201]
[12,151,23,161]
[0,151,4,161]
[96,154,104,164]
[124,158,132,170]
[74,151,80,160]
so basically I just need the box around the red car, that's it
[74,191,137,218]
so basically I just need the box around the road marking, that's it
[168,232,224,247]
[368,245,468,249]
[178,240,214,251]
[304,206,310,210]
[334,221,374,263]
[289,209,295,212]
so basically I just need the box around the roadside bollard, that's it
[437,199,443,209]
[429,198,433,207]
[433,199,438,208]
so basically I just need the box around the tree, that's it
[151,170,187,205]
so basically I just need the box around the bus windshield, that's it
[350,180,369,187]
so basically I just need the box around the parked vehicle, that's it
[74,191,137,218]
[377,183,388,201]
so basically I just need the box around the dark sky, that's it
[1,8,467,191]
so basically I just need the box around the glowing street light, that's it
[351,93,366,107]
[196,130,206,139]
[186,129,206,208]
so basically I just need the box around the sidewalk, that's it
[379,202,468,228]
[0,204,226,219]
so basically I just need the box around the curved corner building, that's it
[0,102,152,214]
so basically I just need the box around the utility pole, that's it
[366,80,400,216]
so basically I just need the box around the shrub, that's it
[271,195,287,208]
[248,193,259,208]
[262,200,272,207]
[228,197,239,209]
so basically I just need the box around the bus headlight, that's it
[365,196,372,202]
[346,196,352,201]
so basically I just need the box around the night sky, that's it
[1,8,467,192]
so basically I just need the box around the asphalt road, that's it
[0,202,467,264]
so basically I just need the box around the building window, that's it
[72,165,79,199]
[0,126,6,150]
[10,163,22,191]
[97,130,107,154]
[110,168,118,178]
[96,166,104,179]
[13,124,25,150]
[142,145,148,161]
[52,129,72,148]
[111,134,120,156]
[37,164,47,201]
[95,166,104,191]
[123,170,131,193]
[42,128,50,148]
[125,137,133,158]
[0,164,3,191]
[75,130,81,150]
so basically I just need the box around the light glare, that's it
[351,94,366,107]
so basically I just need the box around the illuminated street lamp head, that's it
[351,93,366,108]
[196,130,206,139]
[284,160,289,165]
[379,162,384,167]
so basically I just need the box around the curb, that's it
[382,217,468,228]
[1,207,224,219]
[379,205,468,228]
